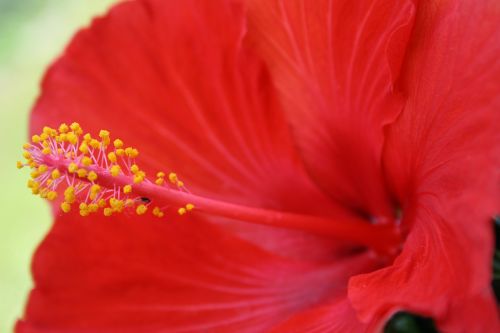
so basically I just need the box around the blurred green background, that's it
[0,1,116,331]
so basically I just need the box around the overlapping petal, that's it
[245,0,416,218]
[16,213,376,333]
[29,0,357,261]
[350,1,500,331]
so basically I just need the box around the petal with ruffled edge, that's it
[16,213,377,333]
[245,0,416,218]
[29,0,360,261]
[349,1,500,331]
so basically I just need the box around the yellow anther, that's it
[43,127,57,137]
[16,161,24,169]
[30,170,40,179]
[83,133,92,142]
[90,184,101,194]
[136,204,147,215]
[70,122,82,135]
[133,171,145,184]
[130,164,139,174]
[155,178,164,185]
[77,168,88,178]
[110,165,121,177]
[125,147,139,158]
[22,143,30,149]
[99,130,110,146]
[40,133,49,141]
[186,203,195,211]
[88,171,98,182]
[58,123,69,133]
[57,133,66,142]
[177,181,184,187]
[99,130,110,138]
[42,140,49,148]
[109,198,124,212]
[116,148,125,156]
[22,151,31,159]
[103,208,113,216]
[178,207,187,216]
[39,189,48,198]
[123,185,132,194]
[31,135,41,143]
[78,203,90,216]
[88,203,99,213]
[47,191,58,201]
[107,152,117,163]
[60,202,71,213]
[51,169,61,179]
[79,142,89,154]
[64,186,75,203]
[38,164,48,173]
[68,162,78,173]
[168,172,178,184]
[46,179,53,186]
[89,139,100,149]
[57,148,63,154]
[89,184,100,200]
[129,148,139,158]
[156,172,165,178]
[98,199,106,208]
[152,207,164,218]
[32,183,40,191]
[42,147,51,155]
[113,139,123,149]
[81,156,92,166]
[66,132,78,145]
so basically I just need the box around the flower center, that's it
[18,122,402,256]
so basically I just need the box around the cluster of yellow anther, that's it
[178,203,195,216]
[18,123,197,219]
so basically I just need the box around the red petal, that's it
[438,290,500,333]
[350,1,500,331]
[30,0,356,260]
[16,213,376,333]
[245,0,415,217]
[269,297,367,333]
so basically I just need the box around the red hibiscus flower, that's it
[16,0,500,332]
